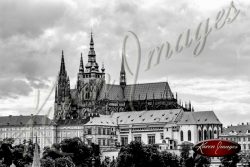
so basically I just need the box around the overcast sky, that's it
[0,0,249,126]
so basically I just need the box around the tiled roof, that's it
[85,115,117,126]
[98,84,124,100]
[112,109,183,125]
[221,124,250,136]
[0,115,52,127]
[98,82,174,101]
[56,118,89,126]
[84,109,183,126]
[177,111,222,125]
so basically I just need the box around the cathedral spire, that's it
[120,54,126,88]
[59,50,66,75]
[88,31,96,58]
[90,31,94,49]
[79,53,84,73]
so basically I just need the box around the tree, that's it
[116,141,166,167]
[41,158,55,167]
[180,142,194,167]
[193,153,210,167]
[42,147,63,160]
[55,157,75,167]
[0,143,13,166]
[220,153,241,167]
[161,151,179,167]
[12,140,38,167]
[60,137,92,166]
[91,143,101,167]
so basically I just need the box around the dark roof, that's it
[177,111,222,125]
[0,115,52,127]
[221,124,250,136]
[56,118,89,126]
[98,84,124,100]
[98,82,174,101]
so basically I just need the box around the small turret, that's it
[120,55,126,89]
[79,53,84,73]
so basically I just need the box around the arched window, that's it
[199,130,202,141]
[188,130,191,141]
[85,92,90,99]
[180,131,184,141]
[204,130,207,140]
[209,130,212,139]
[214,130,217,138]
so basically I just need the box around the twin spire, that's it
[59,32,125,85]
[59,50,66,75]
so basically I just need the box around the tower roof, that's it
[88,31,96,57]
[79,53,84,73]
[86,31,99,72]
[120,54,125,74]
[120,54,126,87]
[59,50,66,75]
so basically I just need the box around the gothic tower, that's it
[54,51,71,120]
[76,32,105,114]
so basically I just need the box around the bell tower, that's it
[54,51,71,120]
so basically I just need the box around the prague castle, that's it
[54,32,192,122]
[0,33,222,154]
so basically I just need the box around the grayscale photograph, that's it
[0,0,249,167]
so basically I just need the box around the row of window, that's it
[222,136,250,142]
[83,74,103,78]
[241,144,250,150]
[97,138,114,146]
[180,130,192,142]
[57,131,82,137]
[86,127,115,135]
[120,134,157,146]
[0,127,52,131]
[198,129,217,141]
[0,131,52,138]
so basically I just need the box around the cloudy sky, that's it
[0,0,249,126]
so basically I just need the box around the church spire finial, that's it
[101,62,105,73]
[90,31,94,49]
[59,50,66,75]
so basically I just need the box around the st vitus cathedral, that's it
[54,33,193,121]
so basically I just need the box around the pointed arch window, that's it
[204,130,207,140]
[188,130,191,141]
[180,130,184,141]
[209,130,212,139]
[199,130,202,141]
